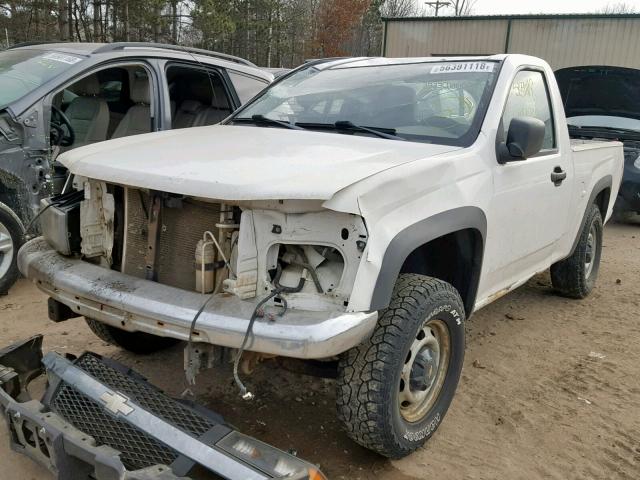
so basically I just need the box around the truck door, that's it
[483,68,573,294]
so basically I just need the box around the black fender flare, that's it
[568,175,612,257]
[369,206,487,315]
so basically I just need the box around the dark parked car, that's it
[556,66,640,217]
[0,42,274,293]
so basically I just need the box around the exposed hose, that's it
[288,245,323,293]
[232,264,305,399]
[289,261,323,293]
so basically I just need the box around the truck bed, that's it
[570,138,622,151]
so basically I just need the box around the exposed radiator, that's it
[122,188,220,291]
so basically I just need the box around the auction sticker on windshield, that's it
[431,62,495,74]
[42,52,83,65]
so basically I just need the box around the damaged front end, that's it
[20,176,378,360]
[0,336,326,480]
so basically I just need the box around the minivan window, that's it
[0,49,84,108]
[231,61,500,146]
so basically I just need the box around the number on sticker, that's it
[431,62,495,74]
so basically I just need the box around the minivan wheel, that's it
[551,203,603,299]
[0,209,22,294]
[85,318,180,354]
[336,274,465,458]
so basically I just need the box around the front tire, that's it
[85,317,180,354]
[336,274,465,458]
[551,203,603,299]
[0,209,22,295]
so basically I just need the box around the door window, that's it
[166,65,233,128]
[50,64,154,151]
[228,71,269,104]
[502,70,555,150]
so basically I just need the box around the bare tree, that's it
[450,0,476,16]
[598,2,637,13]
[380,0,417,18]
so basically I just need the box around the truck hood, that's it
[59,125,461,201]
[556,66,640,125]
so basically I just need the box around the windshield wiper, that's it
[335,121,405,140]
[296,121,405,141]
[233,114,304,130]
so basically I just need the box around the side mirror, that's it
[497,117,546,164]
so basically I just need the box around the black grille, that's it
[49,353,217,471]
[73,354,214,437]
[51,385,179,470]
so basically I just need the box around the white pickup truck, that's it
[19,54,623,460]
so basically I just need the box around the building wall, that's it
[384,16,640,69]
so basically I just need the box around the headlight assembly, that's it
[217,431,328,479]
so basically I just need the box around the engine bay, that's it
[43,178,368,314]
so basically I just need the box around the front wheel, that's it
[551,203,603,299]
[0,208,22,294]
[336,274,465,458]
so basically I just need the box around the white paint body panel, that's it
[46,54,624,323]
[58,125,460,201]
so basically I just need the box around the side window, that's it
[502,70,555,150]
[228,71,269,104]
[50,65,154,153]
[166,64,234,128]
[100,80,123,103]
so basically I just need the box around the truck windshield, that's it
[0,49,84,109]
[231,60,500,146]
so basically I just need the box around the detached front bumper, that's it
[0,336,326,480]
[18,238,377,359]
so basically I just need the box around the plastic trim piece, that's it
[568,175,613,256]
[369,206,487,313]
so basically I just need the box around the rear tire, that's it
[0,209,22,295]
[551,203,603,299]
[336,274,465,458]
[85,317,180,354]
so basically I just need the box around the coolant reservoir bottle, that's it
[195,239,215,293]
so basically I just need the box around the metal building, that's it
[382,13,640,69]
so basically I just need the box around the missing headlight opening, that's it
[222,209,367,311]
[269,244,339,295]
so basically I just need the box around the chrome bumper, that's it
[18,238,378,359]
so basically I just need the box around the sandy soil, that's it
[0,221,639,480]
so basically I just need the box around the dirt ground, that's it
[1,221,639,480]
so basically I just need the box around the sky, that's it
[454,0,640,15]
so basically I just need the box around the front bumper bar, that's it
[0,336,324,480]
[18,238,378,359]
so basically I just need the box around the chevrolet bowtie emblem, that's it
[100,391,134,416]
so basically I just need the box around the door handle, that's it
[551,166,567,186]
